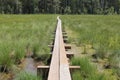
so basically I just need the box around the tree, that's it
[52,0,60,14]
[0,0,120,14]
[22,0,35,14]
[64,6,71,14]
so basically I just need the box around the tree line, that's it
[0,0,120,14]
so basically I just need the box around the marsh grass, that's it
[0,15,56,74]
[14,71,41,80]
[71,57,96,77]
[71,57,113,80]
[108,50,120,78]
[62,15,120,52]
[62,15,120,79]
[0,42,14,72]
[72,71,83,80]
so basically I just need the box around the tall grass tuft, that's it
[71,57,113,80]
[0,42,13,72]
[71,57,96,78]
[62,15,120,78]
[14,71,41,80]
[72,71,83,80]
[0,14,56,79]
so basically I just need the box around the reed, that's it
[14,71,41,80]
[0,15,56,78]
[62,15,120,78]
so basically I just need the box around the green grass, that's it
[71,57,114,80]
[14,71,41,80]
[62,15,120,60]
[62,15,120,51]
[62,15,120,79]
[71,57,96,76]
[0,14,57,72]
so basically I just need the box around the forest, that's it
[0,0,120,14]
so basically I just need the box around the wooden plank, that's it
[37,66,80,69]
[63,35,68,38]
[48,44,71,50]
[37,66,49,68]
[47,16,72,80]
[47,17,60,80]
[53,32,67,35]
[70,66,80,69]
[66,52,74,59]
[58,17,71,80]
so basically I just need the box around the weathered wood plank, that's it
[47,16,72,80]
[47,18,60,80]
[58,18,71,80]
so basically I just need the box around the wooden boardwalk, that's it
[37,16,80,80]
[48,16,71,80]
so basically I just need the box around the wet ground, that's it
[0,56,37,80]
[23,57,37,75]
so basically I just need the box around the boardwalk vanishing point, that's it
[37,16,80,80]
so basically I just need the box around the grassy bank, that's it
[71,57,113,80]
[62,15,120,80]
[0,14,57,79]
